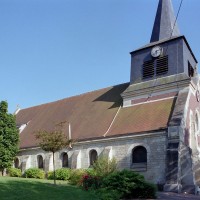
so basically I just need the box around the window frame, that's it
[62,152,69,168]
[37,155,44,169]
[14,158,20,169]
[131,146,147,171]
[89,149,98,166]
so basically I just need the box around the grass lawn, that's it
[0,176,98,200]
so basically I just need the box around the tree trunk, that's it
[2,168,6,176]
[53,152,56,185]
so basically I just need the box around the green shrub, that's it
[69,169,87,185]
[56,168,71,180]
[48,168,71,180]
[85,168,97,176]
[96,188,121,200]
[129,181,157,199]
[47,171,54,180]
[92,156,117,177]
[99,169,156,199]
[8,168,22,177]
[24,168,45,179]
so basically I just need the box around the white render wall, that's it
[17,131,167,184]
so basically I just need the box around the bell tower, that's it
[122,0,198,107]
[122,0,200,194]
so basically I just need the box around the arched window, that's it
[62,153,68,168]
[37,155,44,169]
[90,150,98,166]
[14,158,19,168]
[132,146,147,163]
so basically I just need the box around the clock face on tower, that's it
[151,46,162,57]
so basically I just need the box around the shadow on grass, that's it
[0,177,97,200]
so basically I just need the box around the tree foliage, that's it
[35,127,71,184]
[92,156,117,177]
[0,101,19,174]
[35,130,70,153]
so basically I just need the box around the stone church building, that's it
[14,0,200,194]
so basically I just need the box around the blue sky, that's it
[1,0,200,113]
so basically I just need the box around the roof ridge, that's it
[18,82,129,112]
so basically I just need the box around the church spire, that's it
[150,0,180,43]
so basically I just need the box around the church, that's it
[15,0,200,194]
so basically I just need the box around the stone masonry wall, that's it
[17,132,167,184]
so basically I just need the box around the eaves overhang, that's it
[130,35,198,64]
[19,128,167,151]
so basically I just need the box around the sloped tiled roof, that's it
[16,83,176,149]
[107,98,175,137]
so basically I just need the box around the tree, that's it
[35,127,71,185]
[0,101,19,175]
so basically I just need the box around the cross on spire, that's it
[150,0,180,43]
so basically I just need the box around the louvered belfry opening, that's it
[156,55,168,75]
[142,60,154,79]
[142,56,168,79]
[188,61,194,77]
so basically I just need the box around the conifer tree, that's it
[0,101,19,175]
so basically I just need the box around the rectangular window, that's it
[156,56,168,75]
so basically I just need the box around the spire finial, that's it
[150,0,180,43]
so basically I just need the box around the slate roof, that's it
[16,83,176,149]
[150,0,180,42]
